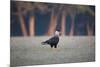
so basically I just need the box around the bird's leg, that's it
[50,45,53,48]
[54,45,57,48]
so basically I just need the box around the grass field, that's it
[10,36,95,67]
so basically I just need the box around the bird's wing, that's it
[47,36,55,42]
[42,36,54,44]
[47,36,59,43]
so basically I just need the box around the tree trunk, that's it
[29,16,35,36]
[87,22,93,36]
[61,11,66,36]
[18,7,28,36]
[70,14,75,36]
[87,8,95,16]
[46,10,57,35]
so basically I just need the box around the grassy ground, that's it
[10,36,95,67]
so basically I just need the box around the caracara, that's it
[41,31,60,48]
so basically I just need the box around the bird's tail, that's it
[41,41,47,45]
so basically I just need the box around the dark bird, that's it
[41,31,60,48]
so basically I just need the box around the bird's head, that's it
[54,31,61,36]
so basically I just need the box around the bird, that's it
[41,31,60,48]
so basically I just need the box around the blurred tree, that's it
[76,6,95,36]
[68,5,95,36]
[11,1,95,36]
[46,4,58,35]
[16,1,28,36]
[59,5,67,36]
